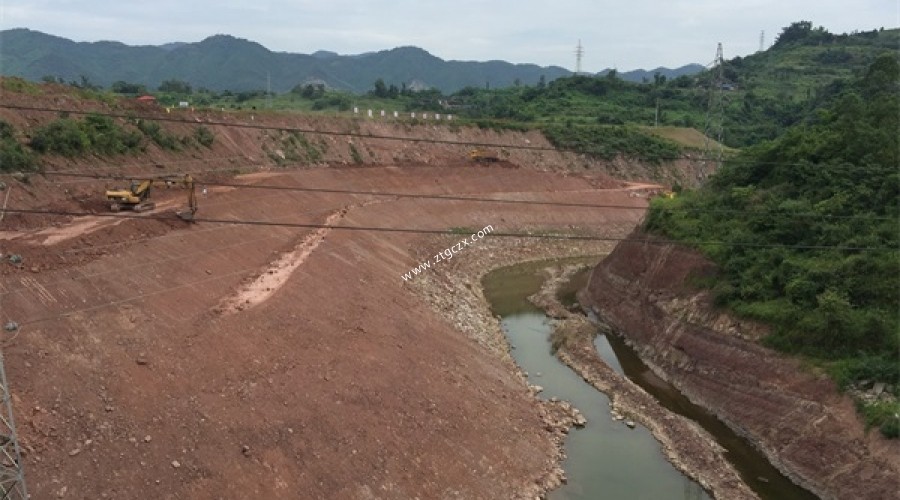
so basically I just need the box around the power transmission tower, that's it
[575,40,584,75]
[0,351,27,499]
[701,42,726,180]
[759,30,765,52]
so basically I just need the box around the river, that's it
[483,259,818,500]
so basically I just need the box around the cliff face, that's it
[582,231,900,500]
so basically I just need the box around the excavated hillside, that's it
[0,85,696,498]
[582,232,900,500]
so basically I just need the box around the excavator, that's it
[106,175,197,221]
[106,179,155,212]
[469,148,500,163]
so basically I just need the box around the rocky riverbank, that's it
[529,264,756,500]
[405,234,755,498]
[582,232,900,500]
[405,236,615,498]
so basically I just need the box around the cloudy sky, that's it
[1,1,895,71]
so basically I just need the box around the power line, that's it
[34,170,898,222]
[0,207,893,251]
[0,206,344,297]
[0,103,891,170]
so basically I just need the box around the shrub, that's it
[28,115,144,157]
[0,121,37,172]
[194,125,215,147]
[349,143,363,164]
[136,119,180,150]
[81,114,143,155]
[30,118,89,156]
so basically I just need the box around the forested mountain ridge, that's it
[0,28,574,93]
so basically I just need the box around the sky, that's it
[1,1,896,72]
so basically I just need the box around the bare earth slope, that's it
[0,162,653,498]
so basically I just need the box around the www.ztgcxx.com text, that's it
[401,225,494,281]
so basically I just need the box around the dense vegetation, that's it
[542,123,681,163]
[644,54,899,437]
[0,120,37,172]
[444,24,898,148]
[30,115,144,156]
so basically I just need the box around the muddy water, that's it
[483,260,708,500]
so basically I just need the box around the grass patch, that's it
[641,126,737,152]
[542,123,682,163]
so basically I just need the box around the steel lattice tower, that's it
[575,40,584,75]
[701,42,726,179]
[0,351,26,499]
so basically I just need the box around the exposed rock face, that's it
[581,231,900,500]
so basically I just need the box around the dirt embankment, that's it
[0,156,658,499]
[0,84,708,498]
[581,231,900,500]
[0,82,704,196]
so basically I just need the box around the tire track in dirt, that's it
[215,207,349,315]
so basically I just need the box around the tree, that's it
[291,83,325,99]
[158,79,192,94]
[653,72,666,87]
[70,75,100,90]
[774,21,813,46]
[371,79,388,98]
[111,81,147,94]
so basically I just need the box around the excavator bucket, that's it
[176,210,195,222]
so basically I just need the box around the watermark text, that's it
[401,225,494,281]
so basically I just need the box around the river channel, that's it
[483,259,707,500]
[483,258,818,500]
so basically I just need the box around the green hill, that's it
[445,24,898,149]
[0,28,571,93]
[645,53,899,437]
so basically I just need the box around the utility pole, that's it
[266,72,272,109]
[575,40,584,75]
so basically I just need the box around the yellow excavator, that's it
[106,175,197,221]
[469,149,500,163]
[106,179,155,212]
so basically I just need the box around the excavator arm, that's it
[176,174,198,222]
